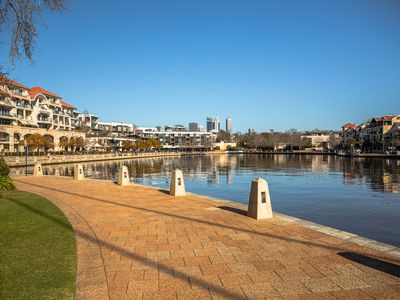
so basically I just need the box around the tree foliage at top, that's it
[0,0,66,66]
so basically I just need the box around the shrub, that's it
[0,176,16,190]
[0,157,10,176]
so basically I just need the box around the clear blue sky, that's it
[2,0,400,132]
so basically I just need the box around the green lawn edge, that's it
[0,190,76,300]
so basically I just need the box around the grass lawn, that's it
[0,190,76,300]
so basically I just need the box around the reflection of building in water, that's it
[342,158,400,194]
[11,153,400,195]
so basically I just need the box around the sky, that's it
[1,0,400,132]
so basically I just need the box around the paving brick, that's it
[241,282,280,298]
[14,176,400,300]
[200,263,232,276]
[219,273,253,287]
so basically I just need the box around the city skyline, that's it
[1,1,400,132]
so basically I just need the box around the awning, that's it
[18,120,29,126]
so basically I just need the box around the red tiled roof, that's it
[0,76,30,90]
[29,86,61,99]
[0,89,10,96]
[383,115,396,120]
[61,101,76,109]
[343,123,356,129]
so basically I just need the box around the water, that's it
[13,154,400,247]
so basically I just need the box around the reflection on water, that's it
[12,154,400,246]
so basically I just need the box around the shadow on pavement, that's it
[339,252,400,278]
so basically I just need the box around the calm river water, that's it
[13,154,400,246]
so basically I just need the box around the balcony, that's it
[0,111,16,119]
[37,117,51,123]
[16,103,32,109]
[39,109,51,114]
[0,99,15,108]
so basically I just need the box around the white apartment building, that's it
[97,121,135,136]
[136,129,216,148]
[0,77,84,152]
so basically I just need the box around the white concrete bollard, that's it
[74,164,84,180]
[170,169,186,196]
[118,165,130,186]
[33,163,43,176]
[247,178,273,220]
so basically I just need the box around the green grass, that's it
[0,190,76,300]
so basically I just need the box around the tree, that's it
[148,138,162,149]
[300,137,312,149]
[328,133,340,149]
[0,0,66,67]
[59,136,68,150]
[42,135,54,150]
[122,140,135,151]
[19,133,44,151]
[75,137,85,151]
[217,130,231,143]
[136,139,150,150]
[67,137,76,151]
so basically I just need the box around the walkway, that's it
[14,176,400,299]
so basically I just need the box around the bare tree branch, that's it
[0,0,66,71]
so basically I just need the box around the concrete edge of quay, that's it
[7,151,225,168]
[7,150,400,170]
[73,175,400,261]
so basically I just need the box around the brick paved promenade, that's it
[14,176,400,299]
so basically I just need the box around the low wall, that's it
[6,151,218,167]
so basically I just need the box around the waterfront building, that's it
[96,121,135,136]
[136,130,216,148]
[165,124,186,132]
[0,77,84,152]
[342,115,400,151]
[206,116,220,133]
[301,130,341,150]
[76,112,99,133]
[226,117,233,134]
[86,136,137,151]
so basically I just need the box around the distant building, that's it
[226,117,233,134]
[97,121,135,136]
[189,122,200,132]
[165,124,186,132]
[301,130,340,150]
[206,116,220,133]
[136,130,216,148]
[248,128,255,134]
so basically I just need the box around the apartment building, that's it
[342,115,400,151]
[136,129,216,148]
[76,112,99,132]
[0,77,84,152]
[300,130,341,149]
[96,121,135,136]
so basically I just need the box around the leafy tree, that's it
[0,157,15,190]
[122,140,135,151]
[75,137,85,151]
[0,157,10,176]
[42,135,54,150]
[19,133,44,151]
[59,136,68,150]
[300,137,312,149]
[148,138,162,149]
[67,137,76,151]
